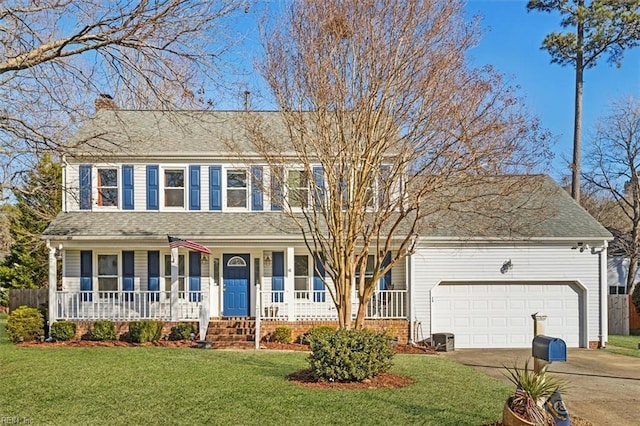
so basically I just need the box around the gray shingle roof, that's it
[43,176,611,242]
[419,175,612,240]
[65,110,290,159]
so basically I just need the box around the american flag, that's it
[167,236,212,254]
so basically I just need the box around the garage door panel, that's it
[432,282,581,348]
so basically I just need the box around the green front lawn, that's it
[605,335,640,358]
[0,315,511,425]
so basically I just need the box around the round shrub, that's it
[302,325,337,345]
[307,328,394,382]
[271,326,292,343]
[91,320,117,341]
[6,305,44,343]
[169,323,196,341]
[129,320,163,343]
[50,321,77,341]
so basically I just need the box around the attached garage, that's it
[431,281,584,348]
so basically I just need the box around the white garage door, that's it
[431,282,581,348]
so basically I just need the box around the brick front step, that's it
[205,318,256,348]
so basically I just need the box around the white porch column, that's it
[46,241,57,332]
[199,285,209,341]
[170,246,179,321]
[285,246,295,321]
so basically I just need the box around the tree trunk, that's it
[571,1,584,203]
[355,298,368,329]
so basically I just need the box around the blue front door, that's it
[223,254,250,317]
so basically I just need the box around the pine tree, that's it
[0,154,61,288]
[528,0,640,203]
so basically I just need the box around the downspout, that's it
[599,241,608,348]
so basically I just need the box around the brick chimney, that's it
[94,93,118,111]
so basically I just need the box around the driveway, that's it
[442,348,640,425]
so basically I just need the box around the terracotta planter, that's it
[502,398,535,426]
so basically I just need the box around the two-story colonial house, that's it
[43,106,612,349]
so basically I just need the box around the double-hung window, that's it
[227,169,247,208]
[164,169,185,207]
[164,254,185,298]
[97,168,118,207]
[288,170,309,208]
[98,254,118,297]
[294,255,310,299]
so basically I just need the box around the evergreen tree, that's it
[0,154,61,288]
[528,0,640,203]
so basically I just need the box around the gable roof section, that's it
[420,175,611,240]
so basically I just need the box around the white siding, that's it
[135,250,148,291]
[133,165,146,211]
[64,250,81,292]
[412,244,603,348]
[65,165,81,211]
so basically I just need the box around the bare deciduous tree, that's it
[584,96,640,292]
[0,0,243,195]
[246,0,551,328]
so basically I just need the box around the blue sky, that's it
[465,0,640,178]
[229,0,639,179]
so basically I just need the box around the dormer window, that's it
[227,169,247,208]
[164,169,185,207]
[97,168,118,207]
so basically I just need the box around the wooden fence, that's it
[608,295,629,336]
[9,288,49,312]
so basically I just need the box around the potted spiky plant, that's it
[502,359,567,426]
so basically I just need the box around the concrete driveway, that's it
[443,348,640,425]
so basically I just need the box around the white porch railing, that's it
[260,289,407,321]
[53,291,202,321]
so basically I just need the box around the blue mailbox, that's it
[532,335,566,362]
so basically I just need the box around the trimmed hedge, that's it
[168,323,196,341]
[51,321,77,341]
[307,328,394,382]
[271,326,292,343]
[91,320,117,341]
[6,306,44,343]
[129,320,163,343]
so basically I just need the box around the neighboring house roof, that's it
[43,175,611,243]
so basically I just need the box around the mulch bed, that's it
[286,369,415,389]
[17,339,197,348]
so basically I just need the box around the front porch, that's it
[51,288,407,322]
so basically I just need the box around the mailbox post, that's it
[531,312,548,373]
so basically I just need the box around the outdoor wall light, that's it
[264,253,272,263]
[500,259,513,274]
[572,242,590,252]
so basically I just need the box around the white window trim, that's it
[160,166,187,211]
[96,253,119,296]
[224,167,249,210]
[93,165,120,210]
[286,168,310,211]
[294,254,312,300]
